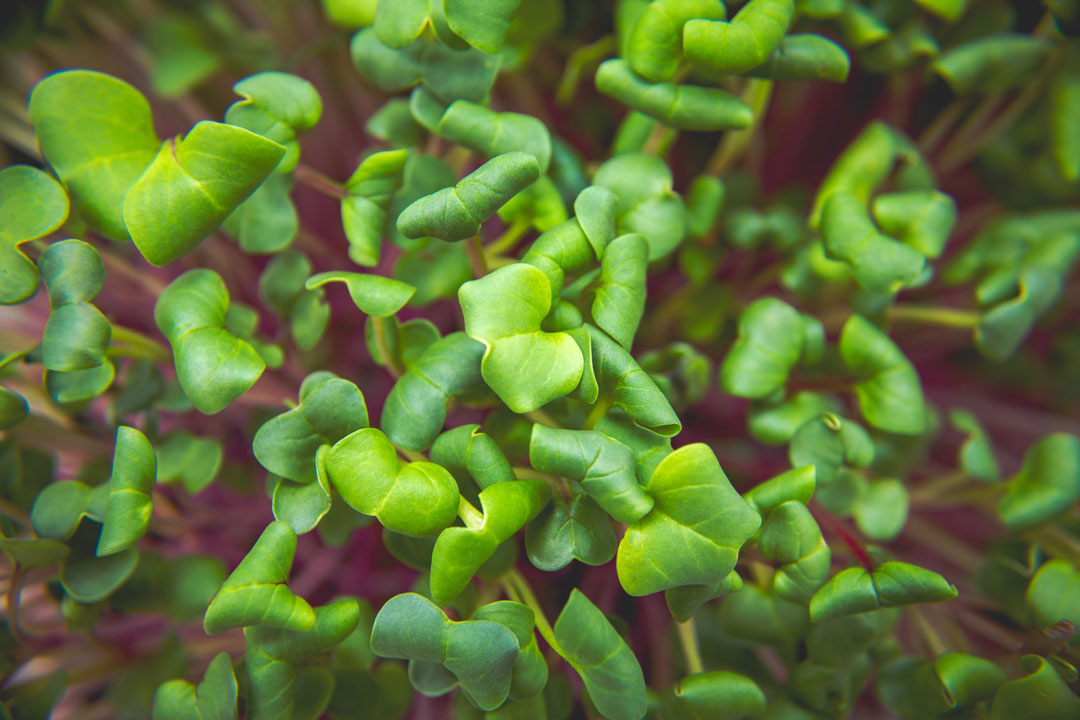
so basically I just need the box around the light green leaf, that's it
[744,33,850,82]
[593,153,687,260]
[437,100,552,172]
[254,374,369,483]
[744,466,816,515]
[124,121,285,265]
[552,589,647,720]
[151,651,238,720]
[225,173,298,254]
[430,424,516,490]
[809,561,958,623]
[442,0,523,53]
[525,493,616,571]
[998,433,1080,533]
[271,447,334,535]
[872,190,956,260]
[948,409,1000,481]
[430,479,549,603]
[595,60,753,132]
[38,240,111,372]
[305,271,415,317]
[933,34,1053,94]
[324,428,460,537]
[459,263,583,413]
[397,152,542,242]
[822,192,925,294]
[342,149,409,266]
[587,324,681,436]
[626,0,727,82]
[748,391,842,445]
[617,443,761,596]
[661,671,766,720]
[1026,559,1080,626]
[592,233,647,349]
[683,0,796,75]
[989,655,1080,720]
[28,69,160,241]
[45,361,116,406]
[155,269,266,414]
[758,500,831,604]
[96,426,156,556]
[720,297,807,399]
[788,414,874,487]
[529,425,653,522]
[0,165,68,305]
[225,72,321,173]
[839,315,927,435]
[203,521,315,635]
[156,431,223,494]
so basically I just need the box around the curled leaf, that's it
[38,240,111,372]
[809,561,958,623]
[96,426,156,557]
[0,165,69,305]
[998,433,1080,533]
[839,315,927,435]
[683,0,796,75]
[822,192,925,294]
[758,501,831,604]
[151,651,238,720]
[341,149,409,267]
[745,33,850,82]
[305,271,416,317]
[430,424,516,490]
[592,233,648,349]
[626,0,727,82]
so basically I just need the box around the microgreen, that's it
[4,2,1080,719]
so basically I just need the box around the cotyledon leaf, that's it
[151,651,238,720]
[822,191,925,295]
[429,424,516,490]
[202,521,315,635]
[304,271,415,317]
[0,165,69,305]
[96,426,156,557]
[436,99,552,172]
[591,233,647,350]
[626,0,728,82]
[525,493,616,571]
[839,314,927,435]
[341,149,409,267]
[38,239,112,372]
[809,561,958,623]
[684,0,796,75]
[757,501,831,605]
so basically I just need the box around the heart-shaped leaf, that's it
[124,121,285,265]
[529,425,653,523]
[430,424,515,490]
[553,589,647,720]
[617,443,761,596]
[203,521,315,635]
[459,263,584,413]
[998,433,1080,533]
[341,149,409,266]
[38,240,111,372]
[324,428,460,537]
[96,426,156,556]
[28,70,160,241]
[683,0,796,75]
[809,561,958,623]
[254,373,368,483]
[593,153,687,260]
[155,269,266,414]
[525,493,616,572]
[430,479,549,603]
[0,165,68,305]
[370,593,520,711]
[758,501,831,605]
[225,71,321,173]
[151,651,238,720]
[397,152,541,242]
[839,315,927,435]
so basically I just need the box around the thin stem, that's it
[109,325,172,363]
[398,447,427,464]
[917,97,971,155]
[525,409,559,428]
[582,395,613,431]
[294,163,347,199]
[371,316,404,378]
[485,219,530,256]
[556,35,615,106]
[706,79,773,176]
[466,235,488,278]
[676,617,704,674]
[458,496,485,530]
[911,606,949,657]
[504,569,562,656]
[642,122,672,156]
[887,304,979,329]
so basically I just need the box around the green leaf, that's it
[748,391,841,445]
[806,608,895,669]
[720,298,810,399]
[872,190,956,260]
[717,583,809,646]
[758,501,831,605]
[442,0,522,53]
[59,523,139,603]
[821,192,925,294]
[1026,559,1080,626]
[472,601,547,702]
[30,480,100,540]
[586,324,681,436]
[948,409,1000,481]
[305,271,415,317]
[933,34,1053,94]
[639,342,712,411]
[459,263,583,413]
[430,424,516,490]
[143,16,220,99]
[342,150,409,266]
[419,43,502,104]
[976,267,1063,362]
[552,589,646,720]
[225,72,322,173]
[254,374,369,483]
[124,121,285,265]
[521,215,599,305]
[397,153,541,242]
[430,479,549,603]
[839,315,927,435]
[0,165,68,305]
[664,570,742,622]
[0,534,68,570]
[28,69,160,241]
[744,33,850,82]
[45,361,116,406]
[744,466,816,515]
[155,269,266,415]
[151,651,238,720]
[225,173,298,254]
[1051,64,1080,182]
[324,428,460,537]
[156,432,223,494]
[381,332,486,450]
[96,426,156,556]
[852,478,908,542]
[685,175,725,238]
[203,521,315,635]
[437,100,552,172]
[244,598,360,720]
[617,443,760,596]
[370,592,520,711]
[271,447,334,535]
[595,60,754,132]
[529,425,653,522]
[38,240,111,372]
[809,561,958,623]
[989,655,1080,720]
[626,0,727,82]
[998,433,1080,533]
[683,0,796,75]
[593,153,687,260]
[591,233,647,349]
[367,98,425,148]
[661,671,766,720]
[788,414,873,486]
[350,28,424,92]
[259,250,310,316]
[525,493,616,571]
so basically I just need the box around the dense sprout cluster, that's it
[1,0,1079,719]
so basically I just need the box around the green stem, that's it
[110,325,172,363]
[887,304,979,329]
[707,79,773,176]
[466,235,488,278]
[582,395,613,431]
[458,496,485,530]
[556,35,615,106]
[371,316,404,378]
[294,163,347,199]
[485,219,530,256]
[504,569,562,656]
[525,409,559,428]
[398,447,427,464]
[676,617,704,674]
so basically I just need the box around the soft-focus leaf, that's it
[225,71,321,173]
[839,315,927,435]
[37,240,111,372]
[989,655,1080,720]
[744,466,816,515]
[683,0,796,75]
[156,432,223,494]
[342,149,409,266]
[822,192,925,294]
[721,298,808,399]
[593,153,687,260]
[998,433,1080,533]
[745,33,850,82]
[948,409,1000,481]
[933,35,1053,94]
[758,501,831,604]
[626,0,727,82]
[1026,559,1080,626]
[430,424,515,490]
[96,426,155,556]
[151,651,238,720]
[305,271,415,317]
[438,99,552,172]
[661,671,766,720]
[0,165,68,305]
